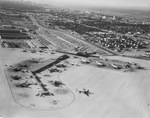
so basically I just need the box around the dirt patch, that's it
[54,89,69,95]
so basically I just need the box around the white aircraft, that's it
[111,64,122,69]
[96,61,105,67]
[99,56,107,61]
[30,58,41,63]
[81,58,90,63]
[127,62,137,66]
[69,62,79,66]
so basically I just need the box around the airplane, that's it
[16,80,37,88]
[124,64,131,69]
[56,64,67,68]
[74,46,81,51]
[13,67,22,71]
[21,69,28,73]
[30,58,41,63]
[36,91,54,97]
[49,68,62,73]
[22,49,27,52]
[68,62,79,66]
[76,88,94,97]
[136,66,145,70]
[11,75,21,80]
[19,64,29,68]
[44,74,51,77]
[49,80,65,87]
[40,91,54,97]
[111,64,122,69]
[99,56,108,61]
[96,61,105,67]
[31,50,36,53]
[127,62,137,66]
[80,58,90,63]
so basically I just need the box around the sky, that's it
[26,0,150,9]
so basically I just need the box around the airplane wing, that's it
[86,94,89,97]
[86,92,90,97]
[86,91,94,96]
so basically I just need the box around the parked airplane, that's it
[30,58,41,63]
[76,88,94,97]
[127,62,137,66]
[36,91,54,97]
[96,61,105,67]
[19,64,29,68]
[31,50,36,53]
[13,67,22,71]
[69,61,79,66]
[49,68,62,73]
[136,66,145,70]
[16,80,36,88]
[49,80,65,87]
[111,64,122,69]
[22,49,27,52]
[99,56,107,61]
[56,64,66,68]
[11,75,21,80]
[80,58,90,63]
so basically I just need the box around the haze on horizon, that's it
[26,0,150,9]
